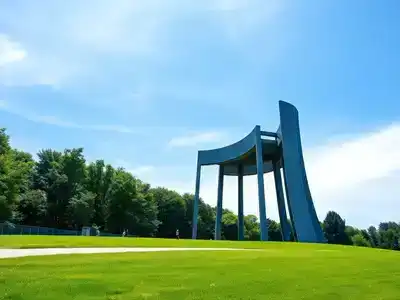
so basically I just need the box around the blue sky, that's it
[1,0,399,228]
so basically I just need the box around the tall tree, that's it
[131,180,159,237]
[67,191,96,229]
[18,190,47,226]
[0,129,34,222]
[152,187,186,238]
[181,193,215,239]
[244,215,260,241]
[323,211,350,245]
[32,149,64,227]
[197,200,215,239]
[268,219,282,241]
[105,169,159,236]
[351,233,371,247]
[222,209,238,240]
[367,226,380,247]
[378,222,400,250]
[86,160,114,229]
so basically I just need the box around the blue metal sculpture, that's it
[191,101,325,243]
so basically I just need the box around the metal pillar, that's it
[279,101,324,242]
[238,164,244,240]
[215,165,224,240]
[273,160,291,241]
[255,126,268,241]
[282,159,297,241]
[192,161,202,239]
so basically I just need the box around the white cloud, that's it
[129,166,155,177]
[0,100,136,134]
[209,0,284,41]
[168,131,227,148]
[114,159,155,177]
[306,124,400,194]
[64,1,172,56]
[0,34,26,66]
[142,123,400,228]
[0,1,286,87]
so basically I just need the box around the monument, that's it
[191,101,325,243]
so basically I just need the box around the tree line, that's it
[0,128,399,249]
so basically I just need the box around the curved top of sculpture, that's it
[196,101,297,176]
[197,126,260,166]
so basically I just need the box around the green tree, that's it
[32,148,88,228]
[351,233,371,247]
[0,129,34,222]
[197,200,215,239]
[182,193,215,240]
[221,209,238,240]
[345,226,361,245]
[151,187,186,238]
[268,219,282,241]
[67,191,95,229]
[360,229,371,244]
[18,190,47,226]
[131,180,159,237]
[105,169,139,233]
[105,169,159,236]
[32,149,64,227]
[367,226,380,247]
[323,211,350,245]
[379,224,400,250]
[86,160,114,229]
[244,215,260,241]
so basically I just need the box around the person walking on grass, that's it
[176,228,180,240]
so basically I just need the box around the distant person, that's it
[176,229,180,240]
[122,230,126,237]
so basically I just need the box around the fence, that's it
[0,223,119,237]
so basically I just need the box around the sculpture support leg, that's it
[238,164,244,241]
[279,101,324,243]
[282,160,297,241]
[215,165,224,240]
[255,126,268,241]
[273,160,291,241]
[192,161,201,239]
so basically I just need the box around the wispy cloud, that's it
[0,0,286,87]
[129,166,155,177]
[0,100,136,134]
[306,124,400,193]
[114,159,155,177]
[168,131,227,148]
[0,34,26,66]
[209,0,284,41]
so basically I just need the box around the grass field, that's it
[0,235,328,250]
[1,236,400,299]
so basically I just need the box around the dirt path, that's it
[0,247,251,259]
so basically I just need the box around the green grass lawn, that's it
[1,236,400,299]
[0,235,327,250]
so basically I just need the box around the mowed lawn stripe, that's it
[0,235,386,251]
